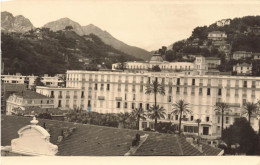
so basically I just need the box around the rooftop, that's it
[14,90,50,99]
[205,57,221,60]
[208,31,226,34]
[1,115,223,156]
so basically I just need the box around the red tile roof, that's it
[1,115,222,156]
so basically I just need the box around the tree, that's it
[131,107,146,130]
[171,100,192,134]
[65,26,73,31]
[117,112,131,128]
[145,79,165,109]
[222,117,259,155]
[147,105,166,131]
[196,119,201,137]
[242,102,258,126]
[214,102,231,138]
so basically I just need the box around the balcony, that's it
[66,95,70,99]
[58,95,62,99]
[199,83,203,86]
[50,95,54,98]
[81,95,85,99]
[252,85,256,88]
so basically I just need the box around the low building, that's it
[1,73,37,89]
[1,115,223,156]
[216,19,231,27]
[41,74,64,87]
[233,63,252,75]
[205,57,221,69]
[1,73,65,89]
[1,83,27,114]
[6,90,54,115]
[253,53,260,60]
[232,51,253,60]
[208,31,227,41]
[112,53,200,76]
[36,86,81,110]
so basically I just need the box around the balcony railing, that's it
[58,95,62,99]
[66,95,70,99]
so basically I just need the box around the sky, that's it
[1,0,260,51]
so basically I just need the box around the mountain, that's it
[43,17,85,35]
[1,29,140,75]
[1,11,34,33]
[43,18,152,60]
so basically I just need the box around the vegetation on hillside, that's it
[164,16,260,75]
[1,28,141,75]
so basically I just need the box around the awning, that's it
[115,97,122,101]
[98,96,105,100]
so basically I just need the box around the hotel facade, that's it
[36,69,260,137]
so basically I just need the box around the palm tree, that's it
[147,105,166,131]
[196,119,201,137]
[131,107,146,130]
[242,102,258,126]
[171,100,191,134]
[117,112,131,128]
[214,102,230,138]
[145,79,165,108]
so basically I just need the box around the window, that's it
[176,87,180,94]
[190,116,194,121]
[192,79,195,85]
[146,104,149,110]
[47,100,49,104]
[199,88,203,94]
[169,86,172,93]
[101,84,104,90]
[243,99,247,105]
[226,117,229,124]
[117,102,121,108]
[95,83,98,90]
[140,85,143,92]
[58,100,62,107]
[142,122,147,129]
[132,103,135,109]
[206,116,210,122]
[243,81,247,88]
[139,103,142,108]
[133,94,136,100]
[124,102,127,108]
[81,91,84,98]
[125,94,127,100]
[217,117,220,123]
[168,96,171,102]
[107,84,110,91]
[184,126,198,133]
[218,88,222,96]
[207,88,211,96]
[177,78,180,85]
[168,114,171,120]
[191,88,195,95]
[175,115,178,120]
[88,100,91,107]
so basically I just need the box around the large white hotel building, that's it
[35,54,260,138]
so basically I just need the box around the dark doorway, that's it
[203,127,209,135]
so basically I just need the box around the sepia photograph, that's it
[1,0,260,164]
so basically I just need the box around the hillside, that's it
[1,11,34,33]
[164,16,260,75]
[43,18,152,60]
[1,29,141,76]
